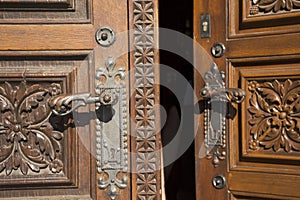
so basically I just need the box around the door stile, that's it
[194,0,229,199]
[94,0,131,199]
[128,0,162,199]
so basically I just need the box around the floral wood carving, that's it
[248,79,300,152]
[133,0,159,199]
[0,81,64,175]
[250,0,300,15]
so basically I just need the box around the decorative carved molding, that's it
[0,0,89,24]
[248,79,300,152]
[0,81,64,175]
[250,0,300,15]
[0,0,74,10]
[133,0,159,199]
[0,0,71,2]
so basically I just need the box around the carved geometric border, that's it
[132,0,160,199]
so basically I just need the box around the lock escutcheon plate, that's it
[96,26,116,47]
[212,175,226,189]
[211,42,226,58]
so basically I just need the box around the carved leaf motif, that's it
[0,81,64,175]
[248,79,300,153]
[6,156,13,175]
[20,91,50,124]
[251,0,300,14]
[258,0,277,4]
[0,96,13,112]
[3,82,15,101]
[28,162,40,173]
[20,161,28,175]
[257,86,281,105]
[52,131,63,140]
[248,92,270,118]
[0,145,11,159]
[34,130,55,160]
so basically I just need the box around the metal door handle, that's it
[49,57,128,200]
[200,64,245,167]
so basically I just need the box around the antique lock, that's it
[49,57,128,200]
[200,64,245,167]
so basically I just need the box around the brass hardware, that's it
[211,42,226,58]
[200,64,245,167]
[212,175,226,189]
[49,57,128,200]
[202,21,208,32]
[200,14,211,38]
[95,27,116,47]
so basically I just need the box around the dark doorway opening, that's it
[159,0,195,199]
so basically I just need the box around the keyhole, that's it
[101,32,108,41]
[202,21,208,32]
[214,46,221,54]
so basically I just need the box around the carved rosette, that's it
[133,0,159,199]
[250,0,300,15]
[248,79,300,152]
[0,81,64,175]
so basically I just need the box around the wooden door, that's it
[0,0,162,200]
[194,0,300,199]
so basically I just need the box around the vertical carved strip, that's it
[133,0,160,199]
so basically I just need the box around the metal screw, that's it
[103,95,111,103]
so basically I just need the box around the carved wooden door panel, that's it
[0,0,162,200]
[194,0,300,199]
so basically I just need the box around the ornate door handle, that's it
[200,64,245,167]
[49,57,128,200]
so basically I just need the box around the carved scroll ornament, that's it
[250,0,300,15]
[0,81,64,175]
[248,79,300,153]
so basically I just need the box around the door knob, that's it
[49,57,128,200]
[200,64,245,167]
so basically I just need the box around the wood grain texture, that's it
[0,25,94,50]
[195,0,300,198]
[229,0,300,38]
[129,0,162,200]
[0,0,88,23]
[0,0,161,198]
[194,0,228,199]
[0,52,94,199]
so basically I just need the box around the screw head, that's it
[103,95,111,103]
